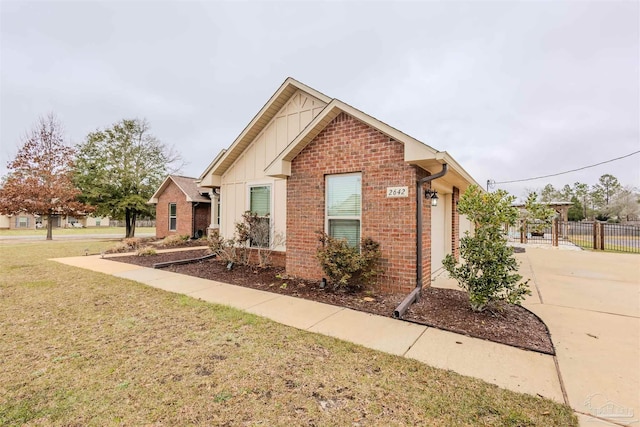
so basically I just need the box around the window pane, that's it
[250,186,270,217]
[169,218,177,231]
[327,175,361,216]
[169,203,176,216]
[329,219,360,248]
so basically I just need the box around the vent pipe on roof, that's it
[393,163,448,319]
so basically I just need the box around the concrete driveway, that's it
[519,248,639,426]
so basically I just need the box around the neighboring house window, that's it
[16,216,29,228]
[326,173,361,248]
[249,185,271,248]
[95,219,101,226]
[169,203,177,231]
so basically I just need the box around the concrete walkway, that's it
[521,249,639,427]
[52,248,639,427]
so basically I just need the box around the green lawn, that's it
[0,241,577,426]
[0,226,155,237]
[567,235,640,253]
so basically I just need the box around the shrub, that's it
[106,237,145,253]
[207,229,238,263]
[522,192,556,235]
[210,212,285,268]
[107,242,130,253]
[316,233,381,291]
[443,185,530,312]
[160,234,190,247]
[136,246,157,256]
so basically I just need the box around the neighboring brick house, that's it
[149,175,211,239]
[198,78,479,293]
[0,213,38,229]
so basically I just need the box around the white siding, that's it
[220,90,326,246]
[459,214,473,238]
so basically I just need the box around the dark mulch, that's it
[109,249,554,355]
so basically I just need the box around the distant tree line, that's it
[533,174,639,222]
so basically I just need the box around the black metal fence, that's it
[507,220,640,254]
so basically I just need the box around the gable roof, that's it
[200,77,481,191]
[198,78,331,184]
[148,175,211,204]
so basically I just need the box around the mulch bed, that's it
[109,249,554,355]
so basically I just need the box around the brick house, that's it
[198,78,479,293]
[149,175,211,239]
[0,213,38,229]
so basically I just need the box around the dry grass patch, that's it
[0,241,577,426]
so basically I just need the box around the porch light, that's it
[425,189,439,207]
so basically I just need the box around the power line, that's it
[491,150,640,186]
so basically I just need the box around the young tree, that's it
[539,184,558,203]
[523,192,556,235]
[567,196,585,221]
[74,119,182,238]
[573,182,590,220]
[443,185,530,312]
[591,174,621,216]
[0,114,90,240]
[559,184,574,201]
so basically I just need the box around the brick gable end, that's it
[286,112,432,293]
[155,180,195,238]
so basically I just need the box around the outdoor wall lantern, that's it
[425,189,439,207]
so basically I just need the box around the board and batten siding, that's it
[220,90,326,249]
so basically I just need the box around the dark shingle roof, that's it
[169,175,211,203]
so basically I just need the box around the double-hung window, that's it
[326,173,361,248]
[168,203,177,231]
[249,185,271,248]
[16,216,29,228]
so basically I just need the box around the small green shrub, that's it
[136,246,157,256]
[160,234,190,247]
[522,192,556,235]
[443,185,530,312]
[316,233,381,291]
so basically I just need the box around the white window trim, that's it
[246,181,274,248]
[325,172,362,247]
[168,203,177,231]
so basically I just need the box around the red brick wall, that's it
[155,180,193,239]
[419,170,431,289]
[451,186,460,261]
[247,249,286,268]
[194,204,211,238]
[286,112,432,294]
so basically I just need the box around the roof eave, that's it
[204,78,332,182]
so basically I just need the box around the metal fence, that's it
[507,220,640,254]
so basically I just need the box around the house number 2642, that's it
[386,186,408,198]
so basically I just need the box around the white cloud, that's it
[1,0,637,195]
